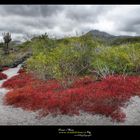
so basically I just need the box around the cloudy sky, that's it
[0,5,140,41]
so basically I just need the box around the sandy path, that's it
[0,66,140,125]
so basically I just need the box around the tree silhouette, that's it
[2,32,12,54]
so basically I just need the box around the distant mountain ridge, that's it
[86,30,115,40]
[86,29,136,39]
[85,29,140,45]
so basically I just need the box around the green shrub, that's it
[26,40,95,87]
[91,43,140,77]
[26,34,140,83]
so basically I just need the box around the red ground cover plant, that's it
[18,68,26,74]
[0,72,7,80]
[2,73,38,89]
[3,73,140,122]
[2,67,9,71]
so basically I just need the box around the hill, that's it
[85,29,140,45]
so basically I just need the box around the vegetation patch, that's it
[2,32,140,123]
[2,67,9,71]
[0,72,7,80]
[18,68,26,74]
[3,72,140,122]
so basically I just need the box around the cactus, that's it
[2,32,12,54]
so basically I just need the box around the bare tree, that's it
[2,32,12,54]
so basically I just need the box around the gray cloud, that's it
[39,5,64,17]
[65,6,112,23]
[0,5,41,17]
[0,5,140,41]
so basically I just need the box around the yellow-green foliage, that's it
[26,36,96,80]
[26,52,49,79]
[92,43,140,74]
[0,40,31,67]
[31,36,57,56]
[26,34,140,81]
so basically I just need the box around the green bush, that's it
[26,34,140,82]
[26,39,96,87]
[91,43,140,77]
[26,52,49,79]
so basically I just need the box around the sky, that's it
[0,5,140,42]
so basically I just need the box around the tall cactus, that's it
[2,32,12,54]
